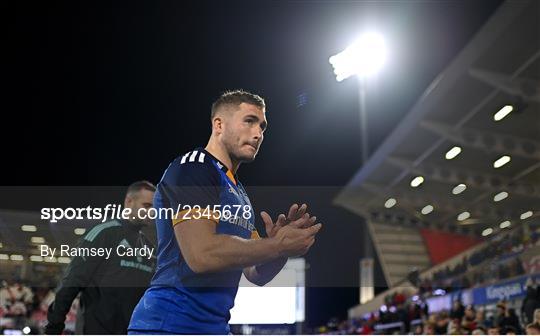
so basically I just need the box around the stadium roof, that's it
[334,0,540,238]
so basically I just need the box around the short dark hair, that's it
[211,89,265,119]
[126,180,156,196]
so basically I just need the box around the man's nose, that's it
[253,128,262,140]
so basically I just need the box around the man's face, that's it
[221,103,267,163]
[124,189,155,226]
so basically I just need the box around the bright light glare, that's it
[31,237,45,244]
[499,221,511,229]
[421,205,434,215]
[10,254,24,261]
[410,176,424,187]
[58,257,71,264]
[520,211,533,220]
[445,146,462,160]
[329,32,387,81]
[457,211,470,221]
[494,105,513,121]
[493,191,508,202]
[21,225,37,232]
[493,155,511,168]
[452,184,467,195]
[482,228,493,236]
[74,228,86,235]
[384,198,397,208]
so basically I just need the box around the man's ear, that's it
[212,116,224,134]
[124,194,134,208]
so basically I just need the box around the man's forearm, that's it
[190,234,282,273]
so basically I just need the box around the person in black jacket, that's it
[45,181,157,334]
[522,282,540,325]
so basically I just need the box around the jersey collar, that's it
[198,147,239,186]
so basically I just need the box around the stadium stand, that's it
[337,0,540,334]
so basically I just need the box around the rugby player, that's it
[128,90,322,334]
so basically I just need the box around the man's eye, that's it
[245,119,254,124]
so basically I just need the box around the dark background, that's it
[4,0,504,328]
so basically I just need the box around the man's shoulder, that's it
[163,149,221,184]
[83,220,122,243]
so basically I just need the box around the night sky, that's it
[5,0,504,328]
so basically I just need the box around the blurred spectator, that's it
[487,326,500,335]
[434,311,449,334]
[412,324,423,335]
[0,279,34,330]
[522,281,540,325]
[462,305,477,333]
[448,316,463,334]
[450,299,465,320]
[495,301,507,328]
[503,325,518,335]
[475,307,486,329]
[526,322,540,335]
[503,308,522,334]
[424,322,436,335]
[472,326,486,335]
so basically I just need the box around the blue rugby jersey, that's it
[128,148,260,334]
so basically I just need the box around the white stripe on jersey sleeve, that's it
[198,152,205,163]
[188,150,199,162]
[180,152,190,164]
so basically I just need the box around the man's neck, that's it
[205,140,240,173]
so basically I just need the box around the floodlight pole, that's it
[358,76,369,165]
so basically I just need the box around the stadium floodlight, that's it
[384,198,397,208]
[31,236,45,244]
[452,183,467,195]
[21,225,37,232]
[457,211,471,221]
[445,146,462,160]
[494,105,513,121]
[10,254,24,261]
[493,191,508,202]
[421,205,434,215]
[499,221,511,229]
[0,254,9,260]
[520,211,533,220]
[0,242,3,248]
[58,257,71,264]
[482,228,493,236]
[493,155,511,168]
[410,176,424,187]
[329,32,387,81]
[74,228,86,235]
[329,32,387,165]
[30,255,44,262]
